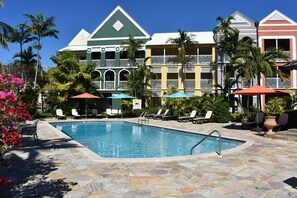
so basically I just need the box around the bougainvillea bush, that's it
[0,74,31,188]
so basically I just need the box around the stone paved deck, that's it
[1,118,297,197]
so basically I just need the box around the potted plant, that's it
[263,97,285,136]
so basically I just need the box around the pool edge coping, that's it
[47,120,254,163]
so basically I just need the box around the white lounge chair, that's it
[56,109,66,120]
[153,109,169,119]
[146,109,162,119]
[71,109,81,119]
[192,111,212,124]
[177,110,197,122]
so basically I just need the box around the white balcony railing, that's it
[198,55,212,64]
[79,60,87,65]
[265,77,290,88]
[167,79,178,88]
[201,79,212,89]
[118,81,127,89]
[151,56,164,65]
[151,79,161,89]
[106,59,115,67]
[185,79,195,89]
[92,60,101,68]
[165,55,179,65]
[105,81,115,89]
[93,81,101,89]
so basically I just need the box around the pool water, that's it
[51,122,244,158]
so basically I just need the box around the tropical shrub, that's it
[264,97,285,116]
[0,74,31,188]
[213,99,231,123]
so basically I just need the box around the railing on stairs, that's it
[190,129,222,157]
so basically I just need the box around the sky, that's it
[0,0,296,70]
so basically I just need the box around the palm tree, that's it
[121,34,144,66]
[167,28,198,93]
[25,11,59,89]
[13,46,37,84]
[213,16,235,42]
[10,23,35,79]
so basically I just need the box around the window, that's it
[91,52,101,59]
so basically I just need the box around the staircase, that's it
[269,128,297,141]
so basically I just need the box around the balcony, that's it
[167,79,178,89]
[118,81,127,89]
[104,81,115,89]
[151,79,161,89]
[93,81,101,89]
[92,60,101,68]
[106,59,115,67]
[265,77,290,88]
[165,55,179,65]
[79,60,87,65]
[185,79,195,89]
[201,79,212,89]
[198,55,212,64]
[151,54,213,65]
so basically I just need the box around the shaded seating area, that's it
[177,110,197,122]
[20,119,39,141]
[71,109,81,119]
[161,110,179,121]
[192,111,212,124]
[241,112,264,130]
[56,109,66,120]
[153,109,169,119]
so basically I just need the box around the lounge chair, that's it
[92,109,103,118]
[146,109,162,119]
[71,109,81,119]
[177,110,197,122]
[274,113,289,132]
[56,109,66,120]
[106,108,121,118]
[241,112,264,129]
[192,111,212,124]
[161,110,179,121]
[20,119,39,141]
[153,109,169,119]
[138,112,149,124]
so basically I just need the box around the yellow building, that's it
[146,32,216,106]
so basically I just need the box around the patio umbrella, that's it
[108,93,136,118]
[283,60,297,70]
[71,92,100,118]
[164,92,193,98]
[231,85,277,131]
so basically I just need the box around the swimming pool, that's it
[51,121,244,158]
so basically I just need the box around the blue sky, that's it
[0,0,296,69]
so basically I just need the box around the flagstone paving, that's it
[1,118,297,197]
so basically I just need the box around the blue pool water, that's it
[51,122,244,158]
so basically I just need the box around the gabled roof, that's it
[230,11,254,26]
[88,5,150,42]
[68,29,90,46]
[59,29,90,51]
[260,10,297,26]
[146,32,214,46]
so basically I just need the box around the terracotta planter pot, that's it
[264,116,277,136]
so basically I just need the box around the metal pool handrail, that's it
[190,129,222,157]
